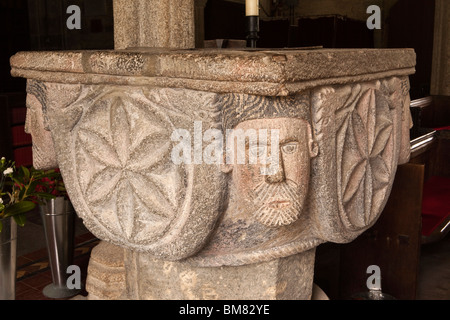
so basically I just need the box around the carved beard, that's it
[32,144,57,170]
[250,180,303,227]
[30,128,58,170]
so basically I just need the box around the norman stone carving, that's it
[45,85,227,261]
[221,93,318,228]
[336,84,395,230]
[25,80,58,170]
[11,46,416,300]
[310,77,412,244]
[187,93,322,267]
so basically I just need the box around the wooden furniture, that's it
[410,96,450,243]
[297,15,374,49]
[315,163,424,300]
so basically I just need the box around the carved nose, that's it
[265,168,285,184]
[265,151,285,184]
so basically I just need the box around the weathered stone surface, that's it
[113,0,195,50]
[125,248,316,300]
[11,48,416,96]
[86,242,329,300]
[85,241,126,300]
[11,47,416,300]
[24,80,58,170]
[307,77,414,244]
[42,84,227,260]
[25,75,412,266]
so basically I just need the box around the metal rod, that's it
[40,197,80,298]
[0,217,17,300]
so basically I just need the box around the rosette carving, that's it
[335,84,395,230]
[75,90,187,243]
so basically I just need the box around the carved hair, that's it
[26,80,50,129]
[220,93,311,130]
[26,80,48,109]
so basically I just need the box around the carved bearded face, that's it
[227,118,318,227]
[24,93,58,170]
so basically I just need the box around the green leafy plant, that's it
[0,156,64,232]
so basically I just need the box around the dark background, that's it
[1,0,437,98]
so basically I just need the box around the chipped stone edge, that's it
[10,49,416,96]
[10,68,416,97]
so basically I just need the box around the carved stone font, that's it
[11,48,416,299]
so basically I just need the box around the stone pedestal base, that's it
[126,249,316,300]
[86,241,317,300]
[85,241,126,300]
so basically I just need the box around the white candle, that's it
[246,0,259,16]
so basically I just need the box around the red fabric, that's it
[434,126,450,131]
[13,147,33,168]
[11,125,32,147]
[421,176,450,236]
[11,107,27,125]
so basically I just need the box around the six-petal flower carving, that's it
[337,88,394,229]
[75,93,185,242]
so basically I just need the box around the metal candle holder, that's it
[246,15,259,48]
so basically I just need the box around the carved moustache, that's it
[250,179,303,227]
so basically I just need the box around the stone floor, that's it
[11,210,450,300]
[15,233,98,300]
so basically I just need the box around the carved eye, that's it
[281,142,298,154]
